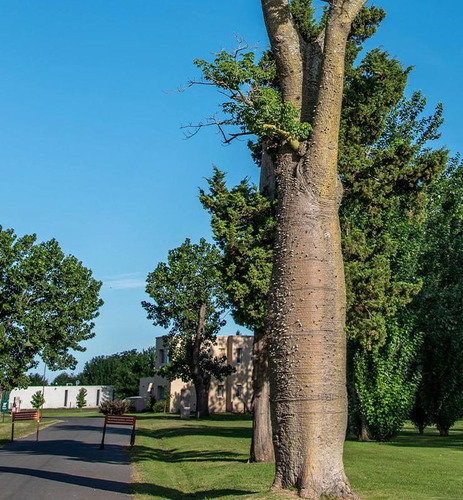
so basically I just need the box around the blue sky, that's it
[0,1,461,376]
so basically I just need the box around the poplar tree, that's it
[411,162,463,436]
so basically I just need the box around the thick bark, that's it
[250,327,275,462]
[268,154,352,498]
[301,34,325,124]
[261,0,303,111]
[262,1,366,498]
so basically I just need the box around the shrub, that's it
[145,395,157,412]
[153,399,168,413]
[76,388,87,409]
[31,390,45,409]
[99,399,130,415]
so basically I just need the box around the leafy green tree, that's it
[28,373,48,386]
[31,390,45,410]
[411,162,463,436]
[142,238,233,417]
[0,227,103,391]
[80,348,155,399]
[76,388,87,409]
[51,372,79,386]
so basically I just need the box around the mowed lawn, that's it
[130,414,463,500]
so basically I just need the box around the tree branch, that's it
[181,118,253,145]
[261,0,303,113]
[343,0,368,21]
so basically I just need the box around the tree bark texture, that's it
[192,303,211,417]
[250,327,275,462]
[262,1,366,498]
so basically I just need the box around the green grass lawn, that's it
[130,414,463,500]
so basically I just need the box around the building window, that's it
[236,348,243,364]
[217,385,224,399]
[157,385,166,401]
[160,349,169,365]
[235,384,242,399]
[64,390,68,407]
[96,389,100,406]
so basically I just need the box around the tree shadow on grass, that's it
[131,443,245,464]
[139,424,252,441]
[130,482,255,499]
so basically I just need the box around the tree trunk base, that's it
[271,479,359,500]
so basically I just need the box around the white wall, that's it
[8,385,113,410]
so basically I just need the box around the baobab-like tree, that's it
[262,2,366,497]
[192,0,367,496]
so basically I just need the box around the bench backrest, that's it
[12,411,39,422]
[105,415,136,426]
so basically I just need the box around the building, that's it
[8,385,113,410]
[139,334,253,413]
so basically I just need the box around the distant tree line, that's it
[34,348,155,400]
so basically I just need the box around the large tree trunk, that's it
[194,377,211,418]
[250,327,275,462]
[268,153,352,498]
[262,1,366,498]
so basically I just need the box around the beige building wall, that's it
[139,334,253,413]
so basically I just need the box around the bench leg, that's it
[99,423,107,450]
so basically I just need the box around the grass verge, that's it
[130,414,463,500]
[0,414,57,447]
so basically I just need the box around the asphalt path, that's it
[0,417,133,499]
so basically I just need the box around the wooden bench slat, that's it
[12,411,39,421]
[106,416,136,424]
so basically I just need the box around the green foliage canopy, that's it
[81,348,155,399]
[0,227,103,390]
[142,238,233,385]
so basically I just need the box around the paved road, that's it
[0,417,133,499]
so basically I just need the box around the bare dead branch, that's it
[181,117,253,145]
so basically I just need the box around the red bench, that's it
[11,410,40,442]
[99,414,136,450]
